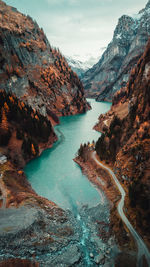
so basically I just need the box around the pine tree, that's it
[0,107,8,130]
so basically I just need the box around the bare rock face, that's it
[82,0,150,101]
[0,0,89,117]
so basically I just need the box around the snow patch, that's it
[116,33,122,39]
[66,55,100,72]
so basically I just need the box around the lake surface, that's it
[25,99,111,211]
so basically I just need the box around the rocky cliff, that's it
[83,0,150,101]
[0,0,89,118]
[95,38,150,245]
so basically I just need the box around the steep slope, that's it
[95,38,150,245]
[0,0,89,118]
[0,89,80,266]
[0,89,56,167]
[83,0,150,101]
[0,2,85,264]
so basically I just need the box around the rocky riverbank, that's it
[0,136,114,267]
[74,153,137,266]
[0,143,119,267]
[0,165,118,266]
[0,135,79,266]
[0,159,80,266]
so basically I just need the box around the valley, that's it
[0,0,150,266]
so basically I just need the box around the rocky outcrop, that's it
[0,163,81,266]
[83,0,150,101]
[95,38,150,245]
[0,0,89,118]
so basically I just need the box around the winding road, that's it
[0,174,6,209]
[92,151,150,267]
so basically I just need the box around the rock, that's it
[0,154,7,164]
[106,249,111,255]
[82,1,150,101]
[51,244,81,266]
[0,1,89,118]
[94,253,104,264]
[0,204,80,265]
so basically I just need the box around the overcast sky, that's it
[4,0,148,61]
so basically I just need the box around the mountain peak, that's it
[145,0,150,10]
[82,1,150,101]
[113,15,136,41]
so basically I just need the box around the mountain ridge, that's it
[66,55,99,78]
[95,37,150,247]
[0,0,89,118]
[83,0,150,101]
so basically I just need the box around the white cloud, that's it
[4,0,148,59]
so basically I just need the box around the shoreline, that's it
[0,127,58,209]
[74,154,137,252]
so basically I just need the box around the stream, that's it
[24,99,117,266]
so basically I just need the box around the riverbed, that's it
[24,99,117,266]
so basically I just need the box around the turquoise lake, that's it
[24,99,111,210]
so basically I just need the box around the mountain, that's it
[0,0,89,118]
[95,38,150,245]
[0,90,57,167]
[83,0,150,101]
[66,55,99,78]
[0,2,86,264]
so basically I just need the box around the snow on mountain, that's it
[82,0,150,101]
[66,55,100,78]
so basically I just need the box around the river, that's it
[25,99,115,266]
[25,99,111,210]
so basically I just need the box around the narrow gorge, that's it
[0,0,150,266]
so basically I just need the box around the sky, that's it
[4,0,148,61]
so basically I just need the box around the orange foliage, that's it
[9,96,14,103]
[21,101,25,108]
[18,170,23,175]
[0,107,8,130]
[35,115,39,120]
[4,102,9,113]
[31,143,36,155]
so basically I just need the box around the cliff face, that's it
[0,0,89,117]
[95,38,150,243]
[83,0,150,101]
